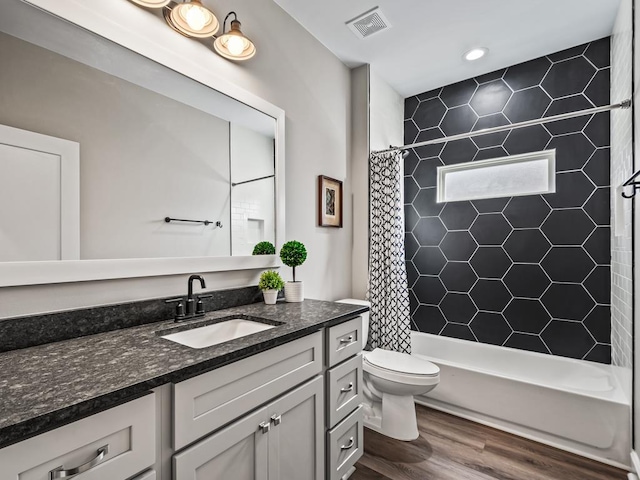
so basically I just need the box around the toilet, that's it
[337,299,440,441]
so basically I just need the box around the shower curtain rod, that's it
[375,99,632,156]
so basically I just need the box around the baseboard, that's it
[342,466,356,479]
[630,450,640,476]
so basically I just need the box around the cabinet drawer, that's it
[132,470,156,480]
[173,331,323,450]
[327,354,363,428]
[0,394,155,480]
[327,406,364,480]
[327,317,362,367]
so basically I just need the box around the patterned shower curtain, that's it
[367,150,412,353]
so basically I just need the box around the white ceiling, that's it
[273,0,622,97]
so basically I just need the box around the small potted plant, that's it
[252,241,276,255]
[258,270,284,305]
[280,240,307,303]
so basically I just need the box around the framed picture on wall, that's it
[318,175,343,228]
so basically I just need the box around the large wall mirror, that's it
[0,0,285,286]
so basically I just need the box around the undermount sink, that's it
[161,318,277,349]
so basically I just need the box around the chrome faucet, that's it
[165,274,212,322]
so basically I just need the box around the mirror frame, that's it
[0,0,285,287]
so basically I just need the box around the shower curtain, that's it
[367,150,412,353]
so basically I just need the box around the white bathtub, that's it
[412,332,631,469]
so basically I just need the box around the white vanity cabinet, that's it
[171,331,325,480]
[0,393,156,480]
[0,316,366,480]
[172,332,323,450]
[325,317,364,480]
[132,470,157,480]
[173,377,324,480]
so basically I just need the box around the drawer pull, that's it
[340,382,354,393]
[270,414,282,426]
[339,336,354,345]
[49,445,109,479]
[340,437,355,450]
[259,421,271,434]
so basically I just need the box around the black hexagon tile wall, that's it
[404,38,611,364]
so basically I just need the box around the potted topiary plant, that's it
[252,241,276,255]
[258,270,285,305]
[279,240,307,302]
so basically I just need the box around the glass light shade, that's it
[214,20,256,61]
[168,0,219,38]
[129,0,172,7]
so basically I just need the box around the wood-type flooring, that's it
[352,405,627,480]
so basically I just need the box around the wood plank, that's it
[352,405,627,480]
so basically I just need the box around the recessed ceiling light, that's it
[464,48,488,61]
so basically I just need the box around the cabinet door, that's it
[172,404,270,480]
[268,376,324,480]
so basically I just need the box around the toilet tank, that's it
[336,299,369,350]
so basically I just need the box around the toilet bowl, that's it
[337,299,440,441]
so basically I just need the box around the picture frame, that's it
[318,175,343,228]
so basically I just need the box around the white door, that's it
[0,124,79,261]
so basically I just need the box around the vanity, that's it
[0,298,367,480]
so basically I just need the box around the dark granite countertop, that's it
[0,299,367,448]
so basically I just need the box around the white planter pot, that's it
[284,282,304,303]
[262,289,279,305]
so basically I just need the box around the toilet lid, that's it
[364,348,440,376]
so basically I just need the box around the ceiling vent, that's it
[346,7,391,39]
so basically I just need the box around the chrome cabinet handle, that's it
[270,414,282,426]
[49,445,109,479]
[259,421,271,434]
[340,437,355,450]
[339,335,354,345]
[340,382,354,393]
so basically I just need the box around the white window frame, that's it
[436,149,556,203]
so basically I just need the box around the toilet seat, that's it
[363,348,440,386]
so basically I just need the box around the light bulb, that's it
[184,4,208,31]
[226,36,247,56]
[213,16,256,60]
[464,48,488,61]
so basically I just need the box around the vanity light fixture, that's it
[128,0,171,7]
[129,0,172,7]
[166,0,219,38]
[127,0,257,60]
[464,47,488,61]
[213,12,256,61]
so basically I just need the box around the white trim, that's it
[631,450,640,475]
[0,0,286,286]
[0,255,278,287]
[0,123,80,261]
[436,149,556,203]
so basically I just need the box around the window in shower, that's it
[436,149,556,203]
